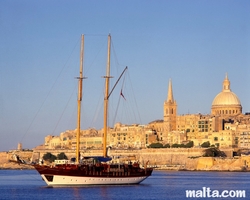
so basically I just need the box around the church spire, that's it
[223,73,231,92]
[167,79,174,103]
[164,78,177,132]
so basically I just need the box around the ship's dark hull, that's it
[34,163,153,186]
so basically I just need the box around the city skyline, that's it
[1,1,249,151]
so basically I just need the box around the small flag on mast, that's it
[120,89,126,100]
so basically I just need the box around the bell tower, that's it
[163,79,177,132]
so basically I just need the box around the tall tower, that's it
[164,79,177,132]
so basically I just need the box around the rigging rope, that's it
[52,84,77,135]
[127,70,142,124]
[20,37,81,143]
[112,71,127,126]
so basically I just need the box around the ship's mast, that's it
[76,34,84,163]
[103,34,111,158]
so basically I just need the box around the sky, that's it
[0,0,249,151]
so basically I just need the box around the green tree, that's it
[57,152,68,160]
[203,148,226,157]
[201,141,210,148]
[42,152,57,163]
[171,143,180,148]
[171,142,194,148]
[179,144,185,148]
[163,144,170,148]
[185,141,194,148]
[148,143,163,148]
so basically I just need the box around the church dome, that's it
[211,74,242,115]
[212,91,241,106]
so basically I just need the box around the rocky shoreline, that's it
[0,159,34,170]
[0,152,33,170]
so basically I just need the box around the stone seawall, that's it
[196,156,250,171]
[32,148,203,167]
[1,148,250,171]
[31,148,202,170]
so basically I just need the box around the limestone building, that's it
[108,123,153,148]
[211,73,242,116]
[42,73,250,150]
[148,79,185,145]
[163,79,177,133]
[182,74,249,148]
[148,73,250,148]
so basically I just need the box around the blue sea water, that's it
[0,170,249,200]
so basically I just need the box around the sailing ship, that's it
[33,34,153,186]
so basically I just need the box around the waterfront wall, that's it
[196,156,250,171]
[32,148,204,166]
[31,148,203,170]
[1,148,249,171]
